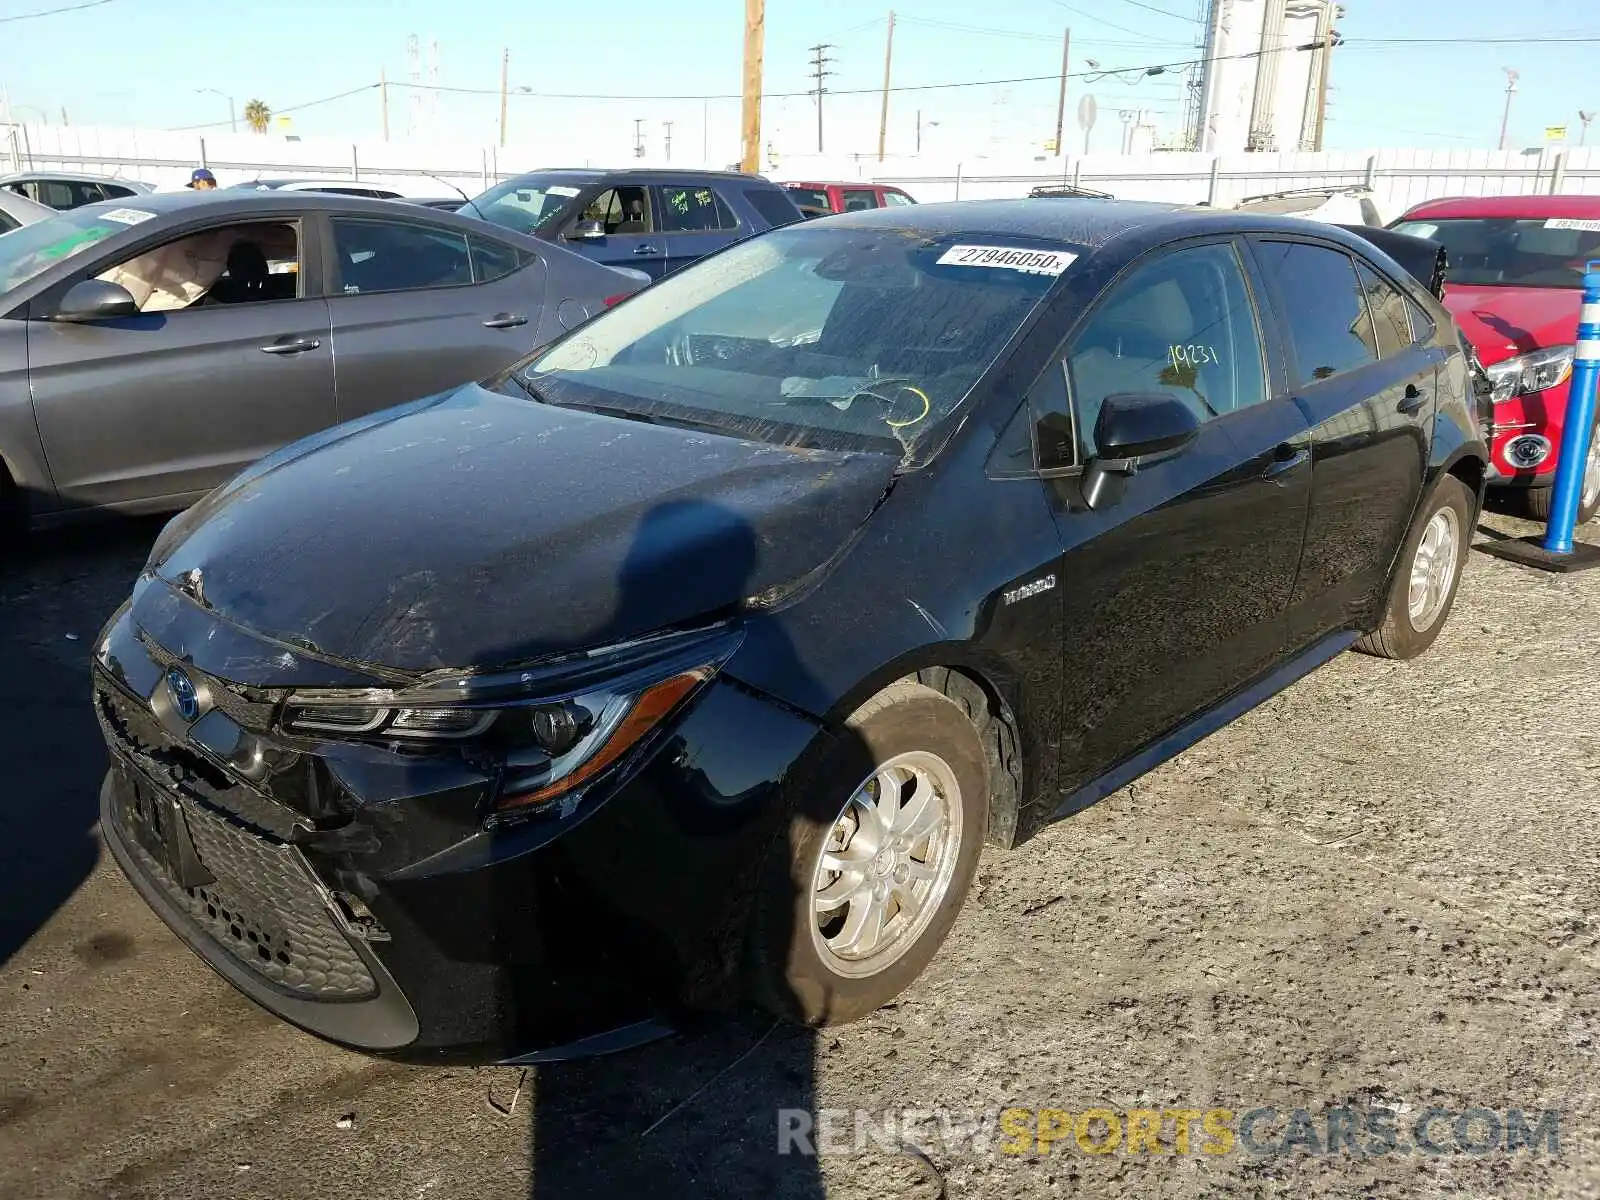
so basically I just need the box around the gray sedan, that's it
[0,191,644,534]
[0,188,53,233]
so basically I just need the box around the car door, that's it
[323,215,549,420]
[1036,238,1313,797]
[558,185,669,279]
[1248,238,1437,646]
[26,215,337,511]
[839,187,881,213]
[657,182,743,274]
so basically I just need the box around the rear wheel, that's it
[0,468,22,556]
[747,680,988,1026]
[1522,425,1600,526]
[1357,475,1472,661]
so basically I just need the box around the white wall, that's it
[7,121,1597,228]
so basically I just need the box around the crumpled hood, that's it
[151,382,896,673]
[1443,283,1580,365]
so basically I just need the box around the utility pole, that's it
[808,43,835,153]
[634,118,647,158]
[1311,19,1337,151]
[1053,27,1071,156]
[663,120,674,161]
[877,10,896,162]
[1498,68,1519,151]
[741,0,764,173]
[380,68,389,141]
[498,48,510,147]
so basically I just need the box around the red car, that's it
[1394,195,1600,522]
[782,181,916,219]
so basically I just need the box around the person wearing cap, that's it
[187,168,217,190]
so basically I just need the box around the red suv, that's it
[782,181,916,218]
[1394,195,1600,522]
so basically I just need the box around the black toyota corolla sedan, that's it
[93,200,1490,1063]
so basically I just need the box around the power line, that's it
[1048,0,1156,40]
[168,84,379,131]
[1106,0,1200,21]
[0,0,124,23]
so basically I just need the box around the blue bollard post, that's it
[1542,260,1600,555]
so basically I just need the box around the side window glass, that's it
[745,187,803,228]
[990,362,1076,477]
[1067,241,1266,456]
[1406,297,1436,342]
[331,219,472,295]
[1356,262,1412,358]
[102,184,135,200]
[883,191,916,207]
[0,211,17,233]
[71,182,105,207]
[582,186,652,234]
[657,184,738,232]
[40,181,75,209]
[841,189,879,212]
[469,235,527,283]
[97,221,301,311]
[1256,241,1378,385]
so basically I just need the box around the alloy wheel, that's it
[1407,506,1461,633]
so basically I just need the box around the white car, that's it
[228,177,434,201]
[1232,186,1384,227]
[0,188,54,234]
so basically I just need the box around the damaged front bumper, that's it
[92,577,822,1063]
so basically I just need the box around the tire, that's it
[747,680,989,1027]
[1521,426,1600,526]
[0,469,22,556]
[1357,474,1473,661]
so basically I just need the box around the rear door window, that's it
[1254,240,1378,385]
[840,188,880,212]
[785,187,831,211]
[746,188,804,228]
[655,184,739,232]
[1355,263,1413,358]
[883,190,916,207]
[331,219,472,294]
[581,186,653,234]
[468,234,529,283]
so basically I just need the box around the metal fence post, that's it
[198,135,207,170]
[351,144,360,181]
[1365,154,1378,189]
[1208,157,1222,206]
[1551,151,1567,195]
[1542,261,1600,553]
[954,162,962,200]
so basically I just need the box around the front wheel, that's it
[1357,474,1473,661]
[747,680,988,1027]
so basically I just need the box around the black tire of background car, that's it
[1520,424,1600,526]
[0,467,22,552]
[1356,474,1474,661]
[746,679,989,1027]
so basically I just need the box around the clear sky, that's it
[3,0,1599,161]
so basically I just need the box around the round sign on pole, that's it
[1077,94,1098,133]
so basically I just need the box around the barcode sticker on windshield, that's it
[99,208,155,226]
[936,244,1077,276]
[1546,218,1600,231]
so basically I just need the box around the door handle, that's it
[633,245,660,256]
[1397,383,1429,415]
[483,313,529,329]
[1262,445,1310,483]
[259,337,321,355]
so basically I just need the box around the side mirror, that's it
[568,220,605,241]
[1081,392,1201,510]
[53,279,139,322]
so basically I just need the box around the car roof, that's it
[0,171,148,187]
[1400,194,1600,221]
[783,181,895,189]
[504,167,776,185]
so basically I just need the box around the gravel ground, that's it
[1,503,1598,1200]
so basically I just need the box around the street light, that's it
[916,110,939,153]
[1498,68,1519,152]
[196,88,236,133]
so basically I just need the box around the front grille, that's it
[112,769,376,1001]
[137,635,279,731]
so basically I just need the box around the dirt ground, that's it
[2,504,1598,1200]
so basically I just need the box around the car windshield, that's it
[0,206,139,294]
[517,224,1072,465]
[1393,216,1600,288]
[466,177,586,236]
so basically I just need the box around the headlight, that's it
[1483,345,1574,404]
[282,628,739,815]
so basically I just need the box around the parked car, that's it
[93,200,1486,1063]
[1029,184,1115,200]
[0,191,645,535]
[229,178,411,200]
[1,171,154,211]
[1393,194,1600,522]
[402,198,470,212]
[784,180,917,216]
[0,188,54,233]
[1235,185,1384,227]
[463,168,804,279]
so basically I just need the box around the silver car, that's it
[0,188,53,234]
[0,191,644,535]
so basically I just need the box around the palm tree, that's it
[243,99,272,134]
